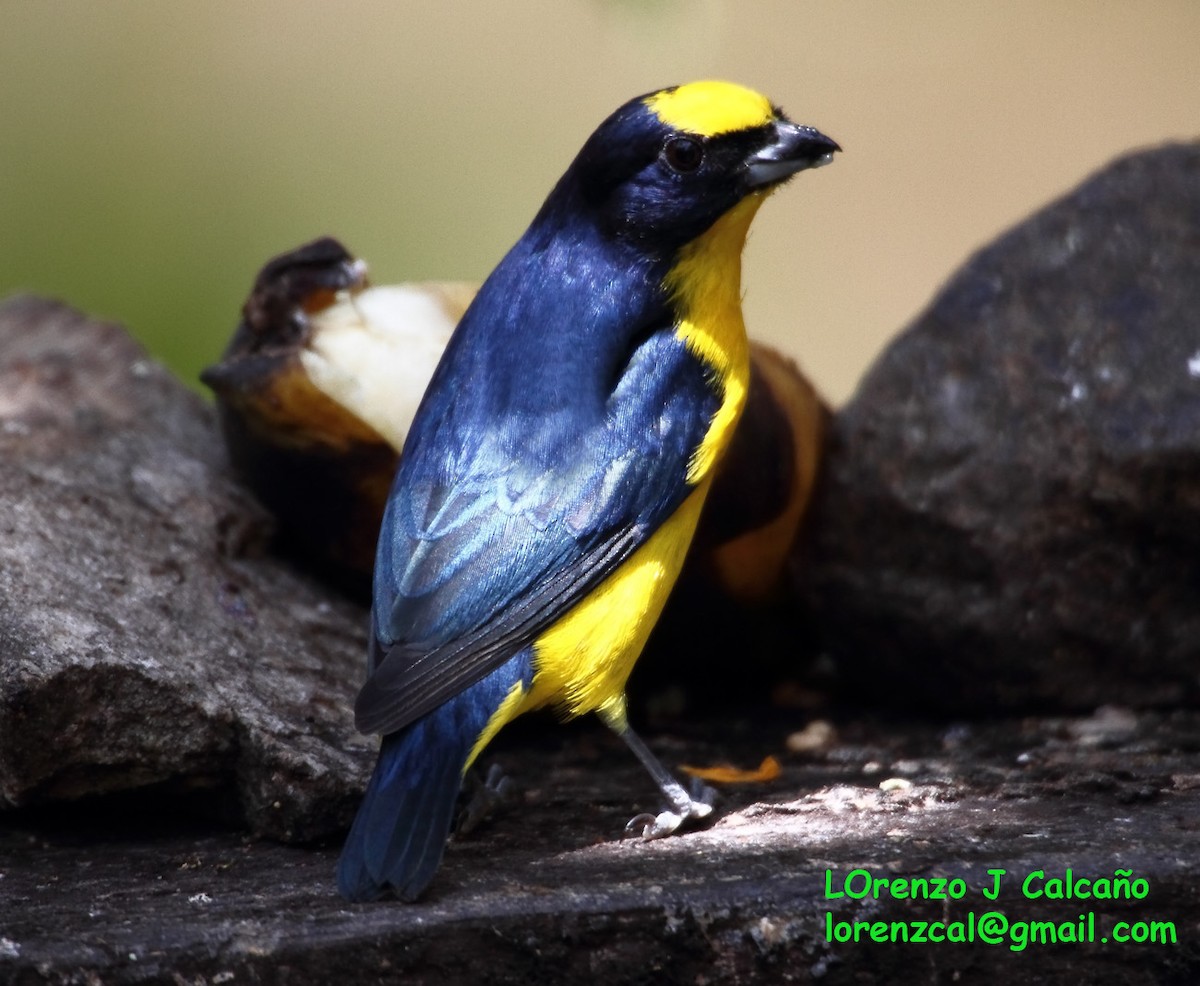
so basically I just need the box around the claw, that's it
[456,762,515,836]
[627,809,684,840]
[623,812,659,840]
[601,713,723,843]
[623,788,714,841]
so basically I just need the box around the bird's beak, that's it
[745,120,840,189]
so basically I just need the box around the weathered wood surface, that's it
[4,709,1200,984]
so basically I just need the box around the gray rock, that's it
[800,142,1200,713]
[0,297,372,840]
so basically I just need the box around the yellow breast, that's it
[666,193,760,484]
[525,483,710,727]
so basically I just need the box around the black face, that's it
[564,100,779,249]
[528,86,837,257]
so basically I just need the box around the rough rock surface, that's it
[799,142,1200,713]
[0,296,372,841]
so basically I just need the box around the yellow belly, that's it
[526,481,710,727]
[463,482,710,769]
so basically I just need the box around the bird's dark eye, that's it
[662,136,704,174]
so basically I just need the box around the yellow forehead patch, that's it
[645,80,775,137]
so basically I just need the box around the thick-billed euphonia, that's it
[337,80,837,901]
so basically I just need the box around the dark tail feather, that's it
[337,720,467,902]
[337,648,535,902]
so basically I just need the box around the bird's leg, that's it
[456,761,515,836]
[606,716,716,840]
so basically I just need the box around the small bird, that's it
[337,80,837,901]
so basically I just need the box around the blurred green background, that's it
[2,1,1196,404]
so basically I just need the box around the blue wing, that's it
[354,321,719,736]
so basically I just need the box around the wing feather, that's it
[355,325,718,735]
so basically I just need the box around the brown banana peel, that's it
[203,238,828,614]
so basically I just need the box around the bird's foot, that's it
[456,762,516,836]
[623,777,717,841]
